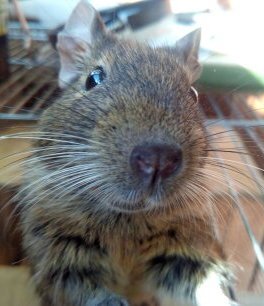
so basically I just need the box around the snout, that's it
[130,144,182,188]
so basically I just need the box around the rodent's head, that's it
[37,0,208,213]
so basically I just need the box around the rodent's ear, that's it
[176,29,202,83]
[56,0,108,88]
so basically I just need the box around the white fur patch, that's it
[196,271,235,306]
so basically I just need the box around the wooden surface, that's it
[0,266,39,306]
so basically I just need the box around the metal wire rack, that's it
[0,38,59,120]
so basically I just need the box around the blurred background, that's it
[0,0,264,305]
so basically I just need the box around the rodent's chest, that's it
[27,206,217,258]
[24,207,224,300]
[97,214,221,299]
[25,206,221,272]
[97,213,217,267]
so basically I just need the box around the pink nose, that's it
[130,144,182,186]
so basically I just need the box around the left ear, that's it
[176,28,202,83]
[56,0,108,88]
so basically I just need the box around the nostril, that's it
[130,144,183,185]
[130,147,159,177]
[136,157,155,175]
[159,146,182,178]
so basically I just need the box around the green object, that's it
[198,57,264,92]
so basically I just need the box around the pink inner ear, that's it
[176,29,202,83]
[62,0,98,45]
[57,34,89,88]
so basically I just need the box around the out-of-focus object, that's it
[169,0,212,23]
[218,0,233,10]
[8,0,167,31]
[127,0,170,30]
[47,0,170,49]
[0,0,10,82]
[11,0,31,49]
[168,0,264,90]
[194,0,264,91]
[8,0,80,30]
[169,0,212,14]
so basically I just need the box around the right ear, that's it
[176,29,202,83]
[57,0,108,88]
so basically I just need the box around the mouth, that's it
[105,183,166,213]
[107,199,151,213]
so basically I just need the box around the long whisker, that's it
[0,152,94,192]
[203,106,264,128]
[201,158,264,271]
[0,133,87,145]
[201,156,264,173]
[1,155,98,228]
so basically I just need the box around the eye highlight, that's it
[189,86,198,101]
[85,67,106,90]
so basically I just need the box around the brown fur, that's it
[19,2,230,306]
[22,205,225,305]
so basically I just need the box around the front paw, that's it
[97,296,129,306]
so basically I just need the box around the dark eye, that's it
[85,67,106,90]
[189,86,198,101]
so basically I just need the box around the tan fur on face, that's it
[36,38,208,214]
